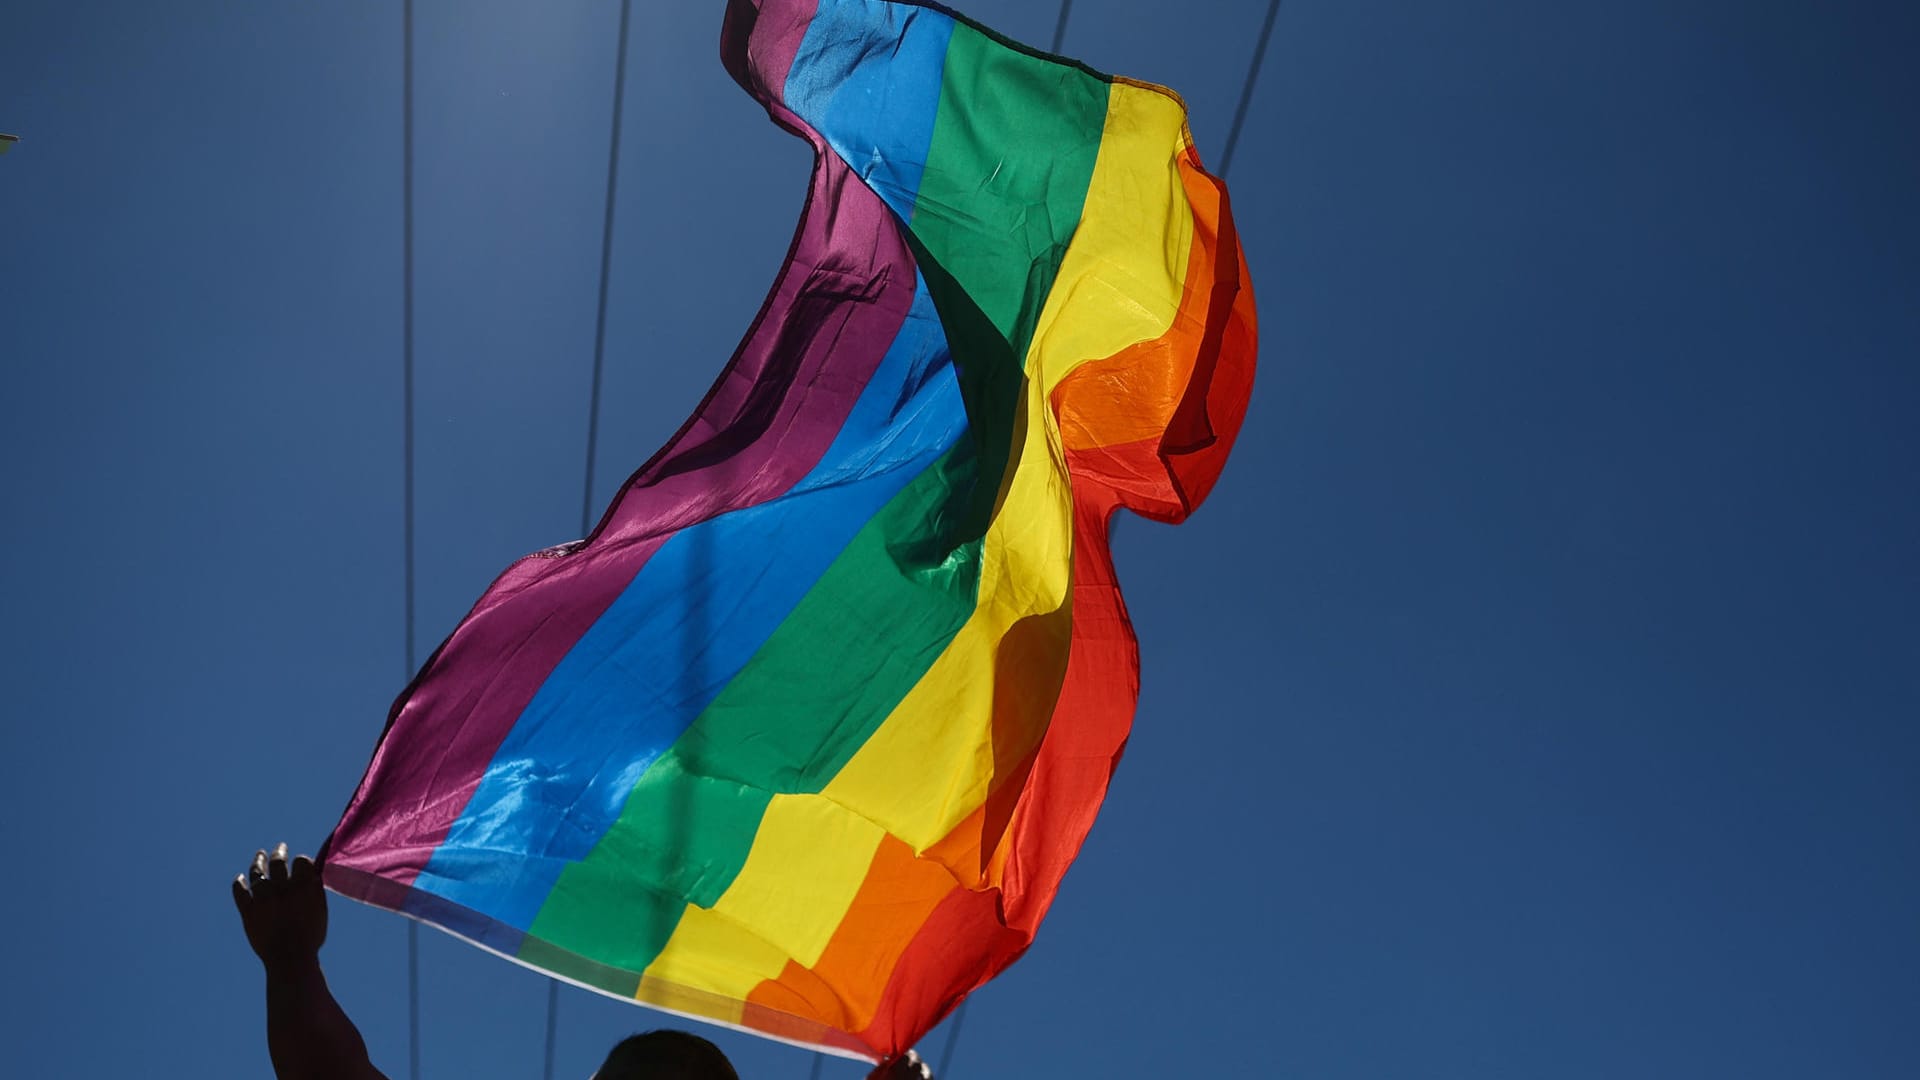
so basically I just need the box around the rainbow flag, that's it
[322,0,1256,1061]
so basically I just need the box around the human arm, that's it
[232,843,390,1080]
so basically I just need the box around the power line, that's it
[581,0,634,539]
[935,998,971,1076]
[400,2,420,1080]
[543,3,636,1077]
[400,3,417,745]
[543,975,561,1080]
[1217,0,1281,179]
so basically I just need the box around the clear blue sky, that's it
[3,1,1915,1077]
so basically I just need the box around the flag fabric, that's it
[322,0,1256,1061]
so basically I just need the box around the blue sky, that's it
[2,1,1915,1077]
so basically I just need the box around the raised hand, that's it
[232,842,328,970]
[230,843,387,1079]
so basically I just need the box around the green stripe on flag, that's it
[523,24,1110,976]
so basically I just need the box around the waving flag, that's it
[322,0,1256,1061]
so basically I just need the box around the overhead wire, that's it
[543,976,560,1080]
[935,1001,971,1077]
[400,3,420,1080]
[1217,0,1281,179]
[393,0,631,1074]
[547,2,636,1078]
[581,0,635,541]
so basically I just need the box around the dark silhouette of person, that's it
[234,843,935,1080]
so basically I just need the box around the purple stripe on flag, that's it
[323,141,916,892]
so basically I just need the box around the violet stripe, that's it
[324,157,916,889]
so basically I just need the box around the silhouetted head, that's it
[593,1030,740,1080]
